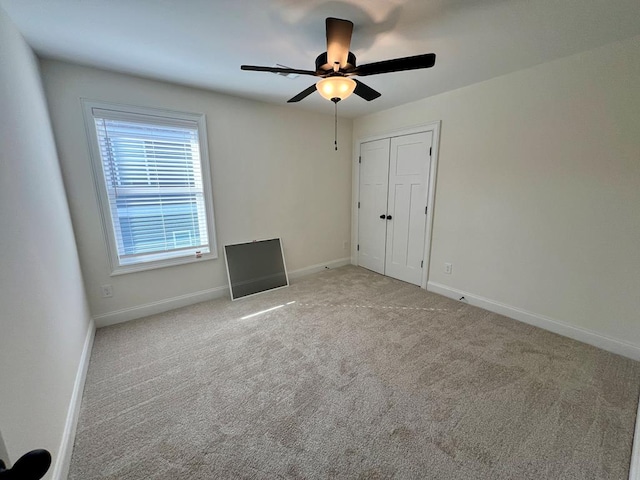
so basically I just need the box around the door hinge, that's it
[358,201,360,208]
[429,147,432,156]
[357,244,360,251]
[359,156,362,164]
[421,260,424,268]
[425,205,428,215]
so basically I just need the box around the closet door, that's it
[384,132,432,285]
[357,138,390,274]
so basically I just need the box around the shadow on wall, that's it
[0,431,7,467]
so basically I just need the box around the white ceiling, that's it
[2,0,640,118]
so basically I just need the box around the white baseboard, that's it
[288,257,351,280]
[93,286,229,328]
[427,281,640,361]
[93,258,352,328]
[51,319,95,480]
[630,394,640,480]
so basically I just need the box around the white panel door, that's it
[358,138,390,274]
[384,132,432,285]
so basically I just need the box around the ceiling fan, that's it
[241,17,436,104]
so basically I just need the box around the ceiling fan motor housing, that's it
[316,52,357,75]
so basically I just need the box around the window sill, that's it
[109,251,217,276]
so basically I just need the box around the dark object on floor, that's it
[0,449,51,479]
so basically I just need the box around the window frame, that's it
[82,99,218,276]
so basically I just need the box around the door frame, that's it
[352,121,441,290]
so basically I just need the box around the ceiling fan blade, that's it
[326,17,353,69]
[241,65,317,76]
[354,53,436,77]
[287,84,317,103]
[353,79,381,101]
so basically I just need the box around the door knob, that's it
[380,214,386,219]
[386,215,392,220]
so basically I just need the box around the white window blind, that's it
[85,102,216,273]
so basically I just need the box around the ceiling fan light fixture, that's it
[242,18,435,106]
[316,77,356,101]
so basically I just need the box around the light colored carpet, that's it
[69,266,640,479]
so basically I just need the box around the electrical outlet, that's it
[343,241,349,250]
[101,284,113,298]
[444,263,452,274]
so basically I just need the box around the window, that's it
[83,100,217,274]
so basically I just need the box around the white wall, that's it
[40,61,353,324]
[354,35,640,357]
[0,7,93,479]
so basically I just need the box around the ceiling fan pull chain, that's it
[334,100,338,151]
